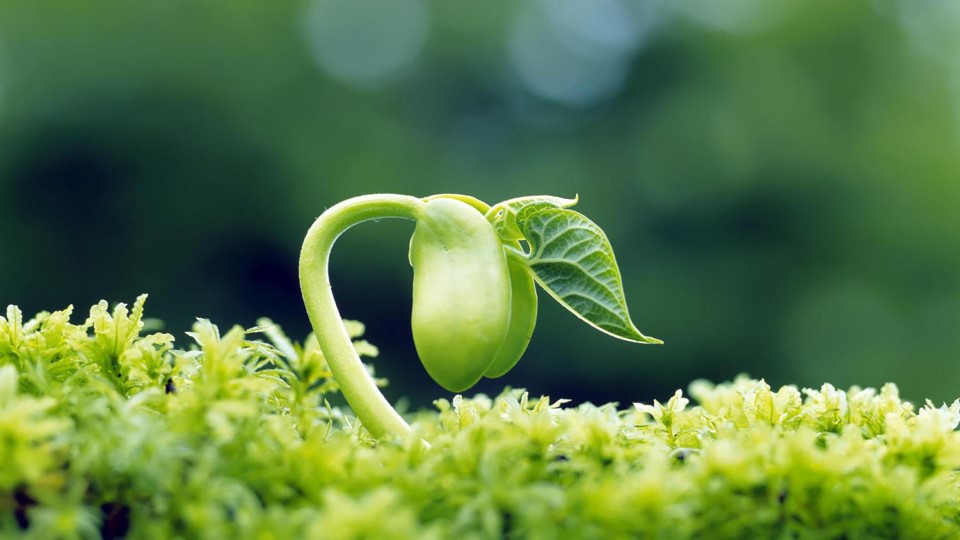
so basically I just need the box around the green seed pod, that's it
[483,249,538,378]
[409,198,512,392]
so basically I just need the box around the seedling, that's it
[299,193,661,438]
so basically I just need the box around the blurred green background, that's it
[1,0,958,409]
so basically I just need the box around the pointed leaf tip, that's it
[516,205,661,344]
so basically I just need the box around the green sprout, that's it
[299,194,661,439]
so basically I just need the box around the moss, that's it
[1,298,958,539]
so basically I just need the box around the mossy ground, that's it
[1,297,958,539]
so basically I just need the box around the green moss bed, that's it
[1,297,959,539]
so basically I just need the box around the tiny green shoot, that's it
[299,193,660,439]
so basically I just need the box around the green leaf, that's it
[516,206,662,344]
[487,195,579,242]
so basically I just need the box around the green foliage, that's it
[486,195,579,242]
[507,200,661,345]
[2,299,959,539]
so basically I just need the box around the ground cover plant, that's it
[2,194,959,538]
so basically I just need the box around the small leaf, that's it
[487,195,578,242]
[516,206,661,344]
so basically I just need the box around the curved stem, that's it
[300,194,425,439]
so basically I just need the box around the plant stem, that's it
[300,194,424,439]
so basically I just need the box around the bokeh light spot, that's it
[891,0,960,136]
[546,0,655,57]
[669,0,786,34]
[508,0,658,107]
[303,0,430,89]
